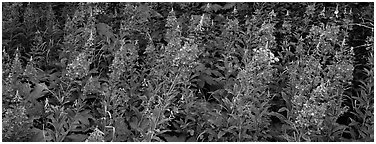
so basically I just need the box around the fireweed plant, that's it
[2,2,373,142]
[279,4,356,142]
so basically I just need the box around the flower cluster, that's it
[173,39,199,68]
[63,4,87,51]
[110,87,129,105]
[294,81,330,135]
[258,23,276,44]
[327,63,354,83]
[62,16,77,51]
[225,18,239,32]
[289,57,327,135]
[62,3,96,63]
[295,101,327,135]
[3,50,23,104]
[252,43,279,65]
[189,13,211,32]
[237,17,279,93]
[85,127,105,142]
[9,49,24,81]
[164,8,182,59]
[84,6,96,50]
[236,43,278,94]
[286,6,356,138]
[165,8,181,42]
[2,100,32,141]
[66,52,91,80]
[82,76,100,95]
[24,57,43,83]
[109,41,138,81]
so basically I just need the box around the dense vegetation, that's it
[2,2,373,142]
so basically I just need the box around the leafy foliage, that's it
[2,2,373,142]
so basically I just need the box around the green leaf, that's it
[96,23,115,42]
[157,117,171,125]
[203,3,222,12]
[352,97,366,107]
[211,69,223,77]
[332,125,348,133]
[70,110,93,132]
[152,135,164,142]
[30,128,50,142]
[186,137,196,142]
[198,80,205,88]
[76,110,93,126]
[158,129,172,135]
[189,73,201,80]
[129,121,138,130]
[223,3,236,10]
[259,106,269,120]
[243,133,253,139]
[164,135,186,142]
[348,118,359,127]
[18,82,32,97]
[269,111,286,121]
[149,9,163,18]
[278,107,289,113]
[331,125,348,138]
[140,118,151,131]
[281,92,292,110]
[65,134,88,142]
[29,83,49,100]
[228,125,238,131]
[354,107,366,119]
[200,74,216,85]
[218,130,226,139]
[302,133,311,142]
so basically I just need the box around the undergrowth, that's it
[2,2,373,142]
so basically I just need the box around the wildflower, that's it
[66,52,91,80]
[85,127,105,142]
[109,41,138,81]
[173,39,199,67]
